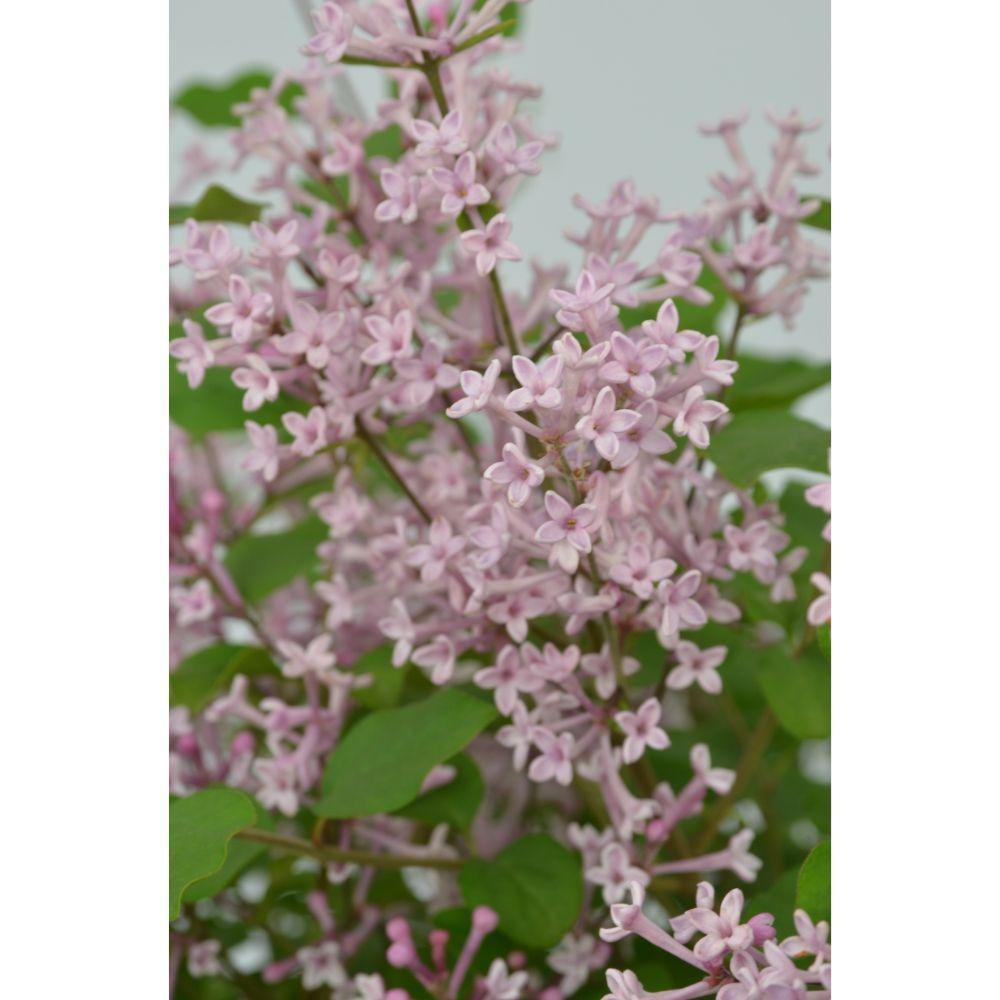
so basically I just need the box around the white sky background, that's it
[170,0,831,424]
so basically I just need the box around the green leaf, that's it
[796,841,831,923]
[758,648,831,739]
[183,804,275,904]
[707,410,830,487]
[316,688,496,818]
[800,197,831,231]
[727,354,831,411]
[170,644,279,714]
[395,753,484,829]
[816,623,831,661]
[169,787,256,919]
[170,184,268,226]
[173,69,303,127]
[224,517,328,605]
[459,833,583,947]
[364,124,404,161]
[351,644,407,710]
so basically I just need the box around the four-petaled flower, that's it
[576,386,641,461]
[406,517,465,583]
[673,386,728,448]
[460,214,522,276]
[506,354,564,410]
[614,697,670,763]
[430,151,490,217]
[484,442,544,507]
[535,490,599,573]
[667,641,728,694]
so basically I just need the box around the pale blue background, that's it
[171,1,830,424]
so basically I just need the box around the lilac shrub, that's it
[169,2,832,997]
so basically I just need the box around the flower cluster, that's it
[169,2,831,996]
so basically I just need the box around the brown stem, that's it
[356,417,433,524]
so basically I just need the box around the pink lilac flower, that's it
[447,359,502,417]
[411,634,456,685]
[475,645,544,714]
[459,214,522,276]
[496,700,534,769]
[484,443,544,507]
[303,1,354,62]
[586,842,650,905]
[250,220,300,267]
[611,400,675,468]
[169,319,214,389]
[276,634,336,679]
[535,490,598,572]
[609,542,676,599]
[672,386,728,448]
[204,274,273,344]
[807,571,831,625]
[733,225,784,272]
[599,332,669,397]
[481,958,528,999]
[667,641,727,694]
[171,579,214,625]
[430,151,490,216]
[601,969,645,1000]
[298,940,348,989]
[690,743,736,795]
[614,697,670,763]
[232,354,279,411]
[576,387,641,461]
[406,517,465,583]
[254,757,299,816]
[278,301,346,368]
[183,224,241,280]
[657,570,708,636]
[410,109,467,157]
[528,728,575,786]
[488,122,544,176]
[187,939,223,978]
[782,908,831,969]
[375,169,421,224]
[694,335,739,385]
[378,599,415,667]
[282,406,328,457]
[549,270,615,330]
[243,421,281,481]
[361,311,414,365]
[686,887,755,962]
[506,354,564,410]
[641,299,703,362]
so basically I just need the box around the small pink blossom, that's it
[170,319,214,389]
[528,728,575,786]
[657,569,707,636]
[243,421,281,481]
[430,151,490,216]
[488,122,544,176]
[406,517,465,583]
[807,571,831,625]
[375,169,421,225]
[187,939,223,978]
[599,332,669,397]
[276,634,336,679]
[204,274,273,344]
[673,386,728,448]
[171,579,214,626]
[484,442,544,507]
[615,697,670,763]
[585,842,650,905]
[361,310,414,365]
[447,359,501,417]
[575,386,641,461]
[641,299,703,362]
[667,641,727,694]
[282,406,328,457]
[460,213,522,276]
[609,542,676,599]
[411,634,456,685]
[475,645,544,714]
[250,220,300,266]
[303,1,354,63]
[232,354,279,411]
[410,109,467,157]
[506,354,564,410]
[535,490,598,573]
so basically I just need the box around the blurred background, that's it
[170,0,830,424]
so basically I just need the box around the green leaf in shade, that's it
[758,648,831,739]
[796,841,831,923]
[183,803,275,905]
[351,644,407,710]
[816,623,831,661]
[173,69,303,127]
[170,644,279,714]
[224,517,328,605]
[458,833,583,948]
[707,410,830,487]
[316,688,497,818]
[727,354,831,411]
[170,184,268,226]
[395,753,484,829]
[364,124,404,161]
[800,197,831,231]
[169,787,256,919]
